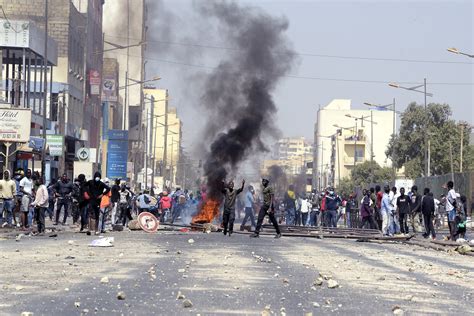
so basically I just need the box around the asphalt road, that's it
[0,228,473,316]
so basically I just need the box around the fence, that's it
[414,172,473,216]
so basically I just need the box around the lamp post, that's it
[447,47,474,58]
[389,79,433,185]
[364,98,400,183]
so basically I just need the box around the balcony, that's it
[343,156,365,165]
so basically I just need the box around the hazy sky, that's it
[142,0,473,148]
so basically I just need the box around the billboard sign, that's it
[46,135,64,156]
[101,77,117,102]
[107,130,129,179]
[0,108,31,142]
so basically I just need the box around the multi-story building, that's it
[314,99,394,190]
[143,87,182,191]
[1,0,104,180]
[272,137,313,161]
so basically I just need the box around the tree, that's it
[336,161,392,196]
[385,102,472,178]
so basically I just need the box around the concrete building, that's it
[1,0,104,180]
[143,87,182,190]
[314,99,394,190]
[272,137,313,161]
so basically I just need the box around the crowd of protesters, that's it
[0,168,205,236]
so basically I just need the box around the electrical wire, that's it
[105,34,474,66]
[0,5,21,33]
[105,50,474,86]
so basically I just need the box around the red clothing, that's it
[376,191,383,209]
[160,196,172,209]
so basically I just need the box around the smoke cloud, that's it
[197,1,296,197]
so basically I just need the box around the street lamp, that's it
[447,47,474,58]
[364,99,398,183]
[389,79,433,184]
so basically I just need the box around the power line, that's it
[0,5,21,33]
[106,50,474,86]
[105,34,474,66]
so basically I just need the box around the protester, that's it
[359,189,377,229]
[396,187,410,234]
[380,185,391,236]
[86,172,110,235]
[30,176,48,235]
[110,179,121,226]
[308,192,320,227]
[0,170,16,227]
[409,185,422,233]
[374,186,382,230]
[19,169,34,229]
[159,191,172,222]
[117,184,133,226]
[388,186,400,235]
[250,178,281,238]
[325,187,341,228]
[300,194,310,226]
[445,181,458,240]
[76,174,89,232]
[137,190,153,214]
[221,179,245,236]
[240,185,257,231]
[452,195,467,240]
[284,185,296,225]
[346,194,357,228]
[13,170,24,227]
[171,189,187,224]
[421,188,436,239]
[54,173,74,225]
[46,179,56,221]
[98,180,112,233]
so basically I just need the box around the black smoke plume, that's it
[198,1,295,198]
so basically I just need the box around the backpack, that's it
[144,194,150,204]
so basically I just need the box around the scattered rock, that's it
[67,240,75,245]
[82,309,89,314]
[16,234,25,242]
[176,291,185,300]
[15,286,24,291]
[304,313,313,316]
[282,278,289,284]
[404,295,414,302]
[313,278,323,286]
[183,299,193,308]
[117,291,126,300]
[188,239,195,244]
[178,269,186,273]
[74,302,81,308]
[20,312,33,316]
[327,280,339,289]
[408,267,415,272]
[455,245,472,254]
[313,302,320,308]
[261,305,271,316]
[100,277,109,284]
[392,306,404,315]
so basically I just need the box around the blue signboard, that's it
[106,129,129,179]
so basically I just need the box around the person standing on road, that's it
[409,185,422,233]
[284,185,296,225]
[388,186,400,235]
[359,189,377,229]
[300,195,310,226]
[98,179,112,233]
[110,179,121,226]
[250,178,281,238]
[421,188,436,239]
[76,174,89,232]
[19,169,34,229]
[0,170,16,227]
[30,176,48,235]
[325,188,341,228]
[445,181,458,240]
[221,179,245,236]
[116,184,133,226]
[240,185,257,231]
[86,172,110,235]
[396,188,410,234]
[346,194,357,228]
[159,191,172,222]
[380,185,391,236]
[54,174,74,225]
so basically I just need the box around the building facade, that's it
[314,99,394,190]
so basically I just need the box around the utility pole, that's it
[392,98,396,183]
[424,78,428,184]
[449,141,454,183]
[41,0,49,178]
[144,109,149,190]
[370,110,374,184]
[459,123,468,173]
[353,119,358,169]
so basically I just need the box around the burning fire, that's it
[192,199,220,224]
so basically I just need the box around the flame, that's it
[192,199,220,224]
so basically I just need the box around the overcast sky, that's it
[143,0,473,148]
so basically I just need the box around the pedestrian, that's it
[117,184,133,226]
[250,178,281,238]
[85,172,110,235]
[98,180,112,234]
[359,189,377,229]
[308,192,320,227]
[110,179,121,226]
[284,185,296,225]
[13,170,24,227]
[325,187,341,228]
[445,181,458,240]
[77,174,89,232]
[452,195,467,240]
[300,195,310,226]
[388,186,400,235]
[19,169,34,229]
[295,194,302,226]
[0,170,16,227]
[396,188,410,234]
[54,173,74,225]
[346,194,357,228]
[46,179,56,221]
[374,186,382,230]
[240,185,257,231]
[137,190,153,214]
[380,185,391,236]
[159,191,172,222]
[171,190,187,224]
[30,176,48,235]
[421,188,436,239]
[409,185,422,233]
[71,178,82,225]
[221,179,245,236]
